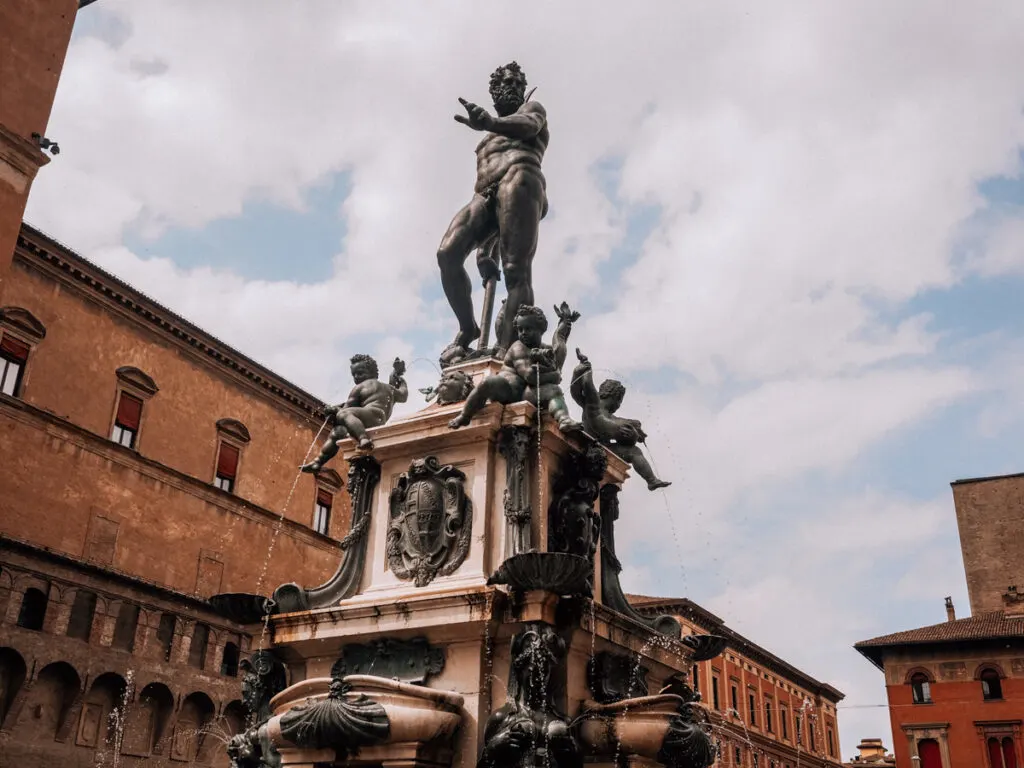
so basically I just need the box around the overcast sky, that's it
[27,1,1024,756]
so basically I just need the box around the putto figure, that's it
[449,303,581,433]
[301,355,407,472]
[437,61,549,361]
[570,350,671,490]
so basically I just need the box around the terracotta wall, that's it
[0,0,77,283]
[882,646,1024,767]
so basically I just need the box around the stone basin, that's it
[576,694,716,768]
[266,674,465,754]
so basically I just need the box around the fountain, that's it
[213,61,719,768]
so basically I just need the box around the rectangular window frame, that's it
[748,689,758,727]
[314,487,333,536]
[712,674,721,710]
[0,334,30,397]
[214,441,241,494]
[765,697,774,733]
[110,390,144,450]
[780,704,789,740]
[731,681,739,715]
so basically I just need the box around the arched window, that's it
[918,739,942,768]
[981,668,1003,701]
[188,623,210,669]
[221,641,240,677]
[156,614,176,661]
[16,587,48,631]
[0,647,27,728]
[910,672,931,704]
[66,590,97,641]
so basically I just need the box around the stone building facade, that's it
[630,595,845,768]
[0,224,349,766]
[855,472,1024,768]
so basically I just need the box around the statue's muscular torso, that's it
[474,102,548,194]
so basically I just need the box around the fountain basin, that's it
[487,551,593,595]
[267,675,465,750]
[577,694,715,767]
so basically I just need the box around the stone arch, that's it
[122,681,174,756]
[16,586,48,631]
[18,660,81,742]
[172,691,216,762]
[75,671,127,749]
[973,661,1007,679]
[0,647,27,728]
[903,665,935,683]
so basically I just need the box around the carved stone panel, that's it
[330,637,445,685]
[386,457,472,587]
[588,651,649,704]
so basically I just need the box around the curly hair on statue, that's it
[598,379,626,402]
[489,60,527,92]
[349,354,379,378]
[513,304,548,331]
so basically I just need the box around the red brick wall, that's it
[0,0,77,284]
[952,474,1024,615]
[882,646,1024,767]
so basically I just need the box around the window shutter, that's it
[317,488,333,508]
[0,335,30,362]
[116,393,143,430]
[217,443,239,478]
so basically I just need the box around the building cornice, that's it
[631,596,845,703]
[14,223,326,420]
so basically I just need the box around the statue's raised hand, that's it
[554,301,581,324]
[455,98,494,131]
[390,357,406,387]
[574,348,592,373]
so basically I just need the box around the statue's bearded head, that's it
[489,61,527,117]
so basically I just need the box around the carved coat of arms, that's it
[387,456,473,587]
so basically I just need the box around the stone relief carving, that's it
[498,425,533,557]
[587,651,649,704]
[387,456,473,587]
[330,637,445,685]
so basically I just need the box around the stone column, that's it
[42,586,73,636]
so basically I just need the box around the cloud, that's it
[25,0,1024,749]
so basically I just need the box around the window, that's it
[981,669,1003,701]
[66,590,97,642]
[809,724,816,751]
[827,728,835,757]
[188,623,209,669]
[749,692,757,726]
[731,683,739,714]
[691,664,699,693]
[910,672,932,704]
[734,746,742,766]
[712,675,720,710]
[16,587,48,630]
[795,713,803,745]
[221,641,240,677]
[214,442,239,493]
[314,488,332,535]
[111,392,143,449]
[0,335,29,397]
[156,614,176,662]
[112,603,139,651]
[765,699,773,733]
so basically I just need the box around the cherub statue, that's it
[448,303,582,433]
[301,355,407,472]
[419,369,474,406]
[570,349,670,490]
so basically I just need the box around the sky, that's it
[26,1,1024,757]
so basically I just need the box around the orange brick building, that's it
[631,595,845,768]
[855,473,1024,768]
[0,223,346,765]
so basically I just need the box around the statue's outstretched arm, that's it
[489,101,547,140]
[570,350,598,408]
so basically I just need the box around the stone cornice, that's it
[0,391,336,557]
[0,124,49,189]
[14,223,326,420]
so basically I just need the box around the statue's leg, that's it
[449,376,518,429]
[495,169,544,351]
[612,444,671,490]
[546,394,582,433]
[337,407,385,450]
[300,426,346,473]
[437,196,494,348]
